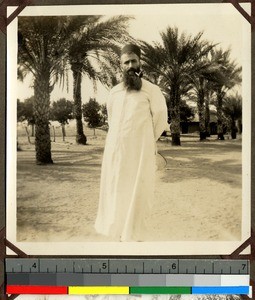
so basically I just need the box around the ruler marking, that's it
[8,259,249,278]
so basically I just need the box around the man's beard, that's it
[123,67,142,91]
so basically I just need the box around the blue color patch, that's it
[192,286,250,295]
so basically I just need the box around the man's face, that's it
[121,52,142,90]
[121,52,141,74]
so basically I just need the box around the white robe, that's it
[95,78,168,241]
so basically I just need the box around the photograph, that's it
[6,3,251,255]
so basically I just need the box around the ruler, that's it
[5,259,251,295]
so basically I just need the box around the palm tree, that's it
[209,48,242,140]
[223,93,242,139]
[67,16,132,144]
[189,76,209,140]
[18,15,132,162]
[189,71,218,140]
[141,27,214,145]
[18,16,85,164]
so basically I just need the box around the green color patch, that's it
[130,286,191,294]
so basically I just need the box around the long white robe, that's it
[95,78,168,241]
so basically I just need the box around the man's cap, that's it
[121,43,141,58]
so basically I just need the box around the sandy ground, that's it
[15,125,242,243]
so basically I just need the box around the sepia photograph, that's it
[6,3,251,255]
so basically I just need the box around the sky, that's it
[15,3,251,104]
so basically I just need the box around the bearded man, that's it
[95,44,168,241]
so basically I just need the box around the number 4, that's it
[32,263,37,268]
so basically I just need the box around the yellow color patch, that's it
[68,286,129,295]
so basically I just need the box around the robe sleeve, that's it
[150,85,168,141]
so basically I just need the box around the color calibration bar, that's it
[6,274,250,295]
[6,285,250,295]
[5,259,250,295]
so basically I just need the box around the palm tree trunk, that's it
[72,68,87,145]
[24,126,32,144]
[169,87,181,146]
[33,74,53,164]
[61,123,66,142]
[205,95,211,137]
[197,87,206,141]
[231,119,237,139]
[216,91,225,140]
[31,123,35,137]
